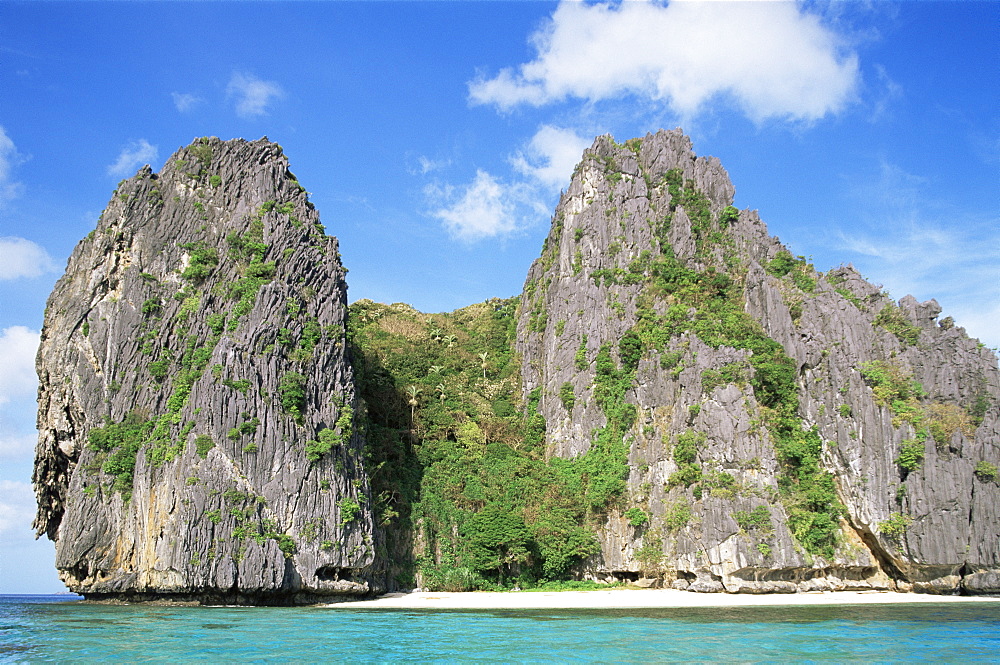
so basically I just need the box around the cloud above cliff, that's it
[0,325,40,466]
[427,126,588,241]
[0,126,25,204]
[469,0,859,123]
[0,431,35,460]
[0,480,36,537]
[171,92,202,113]
[427,170,524,241]
[107,139,158,177]
[833,160,1000,348]
[0,326,39,406]
[227,72,284,118]
[510,125,591,192]
[0,237,57,280]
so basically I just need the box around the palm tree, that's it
[429,365,444,375]
[405,385,422,424]
[478,352,489,379]
[436,383,446,402]
[443,334,457,348]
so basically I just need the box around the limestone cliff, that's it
[36,130,999,600]
[33,137,380,603]
[517,130,1000,594]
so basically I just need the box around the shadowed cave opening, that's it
[316,566,356,582]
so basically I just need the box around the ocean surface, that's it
[2,594,999,662]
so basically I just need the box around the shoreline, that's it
[326,588,1000,610]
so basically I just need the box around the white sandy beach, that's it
[327,588,1000,610]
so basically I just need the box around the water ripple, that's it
[2,595,999,662]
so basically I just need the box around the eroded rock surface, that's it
[36,130,999,600]
[516,130,1000,594]
[34,137,380,603]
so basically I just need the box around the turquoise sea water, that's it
[2,594,999,662]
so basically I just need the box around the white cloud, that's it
[837,219,1000,342]
[428,170,530,241]
[469,0,859,123]
[107,139,158,177]
[510,125,591,191]
[227,72,284,118]
[0,237,57,280]
[947,300,1000,351]
[0,431,35,460]
[426,126,591,241]
[0,125,25,204]
[0,326,40,406]
[415,155,451,175]
[0,479,35,537]
[171,92,202,113]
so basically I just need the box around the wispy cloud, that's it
[867,64,902,122]
[510,125,590,192]
[841,223,1000,348]
[413,155,451,175]
[427,126,588,241]
[0,480,35,537]
[833,161,1000,347]
[0,431,35,460]
[0,326,40,406]
[969,127,1000,167]
[0,325,41,470]
[171,91,202,113]
[107,139,157,177]
[469,0,859,123]
[227,72,284,118]
[0,125,25,204]
[0,237,57,280]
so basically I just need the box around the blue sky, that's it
[0,1,996,594]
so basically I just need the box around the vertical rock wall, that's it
[516,129,1000,593]
[33,138,381,603]
[33,130,998,600]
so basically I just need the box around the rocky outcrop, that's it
[35,130,998,600]
[33,137,381,604]
[516,129,1000,594]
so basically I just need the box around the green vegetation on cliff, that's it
[593,177,844,558]
[353,161,850,586]
[349,298,632,590]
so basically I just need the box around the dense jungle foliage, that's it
[350,298,619,590]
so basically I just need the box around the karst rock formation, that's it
[34,138,378,603]
[34,131,999,602]
[516,131,999,594]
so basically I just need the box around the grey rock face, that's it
[34,130,998,600]
[516,129,999,594]
[33,137,380,603]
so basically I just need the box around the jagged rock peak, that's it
[516,128,999,594]
[33,136,382,604]
[581,129,735,211]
